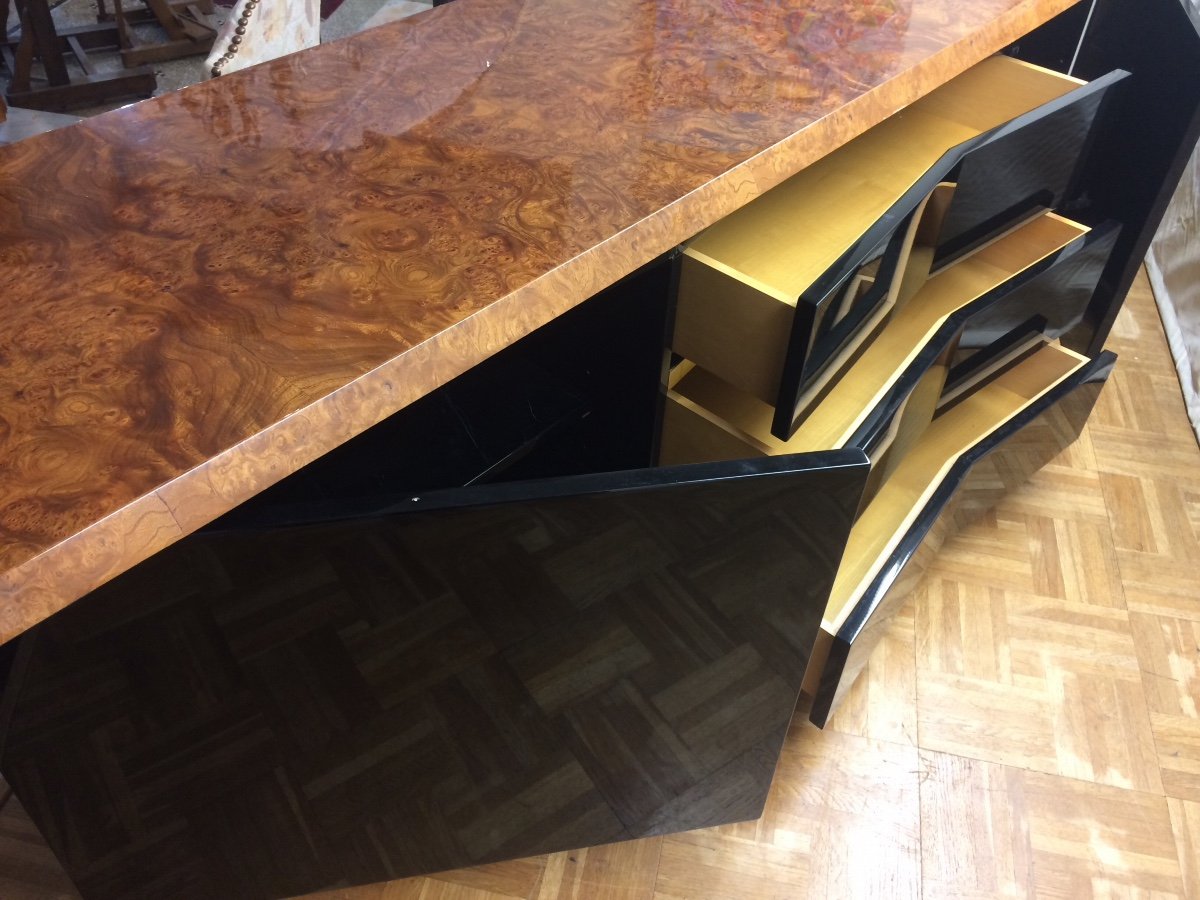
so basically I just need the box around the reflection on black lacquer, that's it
[0,452,865,900]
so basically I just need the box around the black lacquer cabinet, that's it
[2,1,1200,898]
[662,0,1200,724]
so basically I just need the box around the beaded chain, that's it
[209,0,259,78]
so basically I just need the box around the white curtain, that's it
[1146,139,1200,443]
[205,0,320,78]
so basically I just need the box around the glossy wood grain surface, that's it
[0,0,1080,639]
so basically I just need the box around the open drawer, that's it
[803,343,1116,725]
[672,54,1126,440]
[660,209,1092,467]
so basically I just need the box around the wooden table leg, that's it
[2,0,158,111]
[21,0,70,86]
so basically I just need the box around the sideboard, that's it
[1,0,1198,897]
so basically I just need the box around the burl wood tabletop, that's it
[0,0,1079,639]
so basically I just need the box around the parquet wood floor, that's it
[1,268,1197,898]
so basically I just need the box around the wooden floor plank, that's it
[1168,797,1200,897]
[1130,613,1200,722]
[298,857,546,900]
[654,727,920,900]
[918,751,1035,898]
[823,598,918,747]
[1018,771,1186,898]
[916,471,1161,789]
[770,727,920,900]
[424,860,549,900]
[652,830,810,900]
[922,751,1185,898]
[1150,714,1200,803]
[533,839,661,900]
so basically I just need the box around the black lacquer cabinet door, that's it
[0,452,867,900]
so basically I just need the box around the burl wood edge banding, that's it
[0,0,1081,642]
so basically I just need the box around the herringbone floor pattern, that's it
[2,269,1197,898]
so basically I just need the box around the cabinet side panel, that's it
[1042,0,1200,354]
